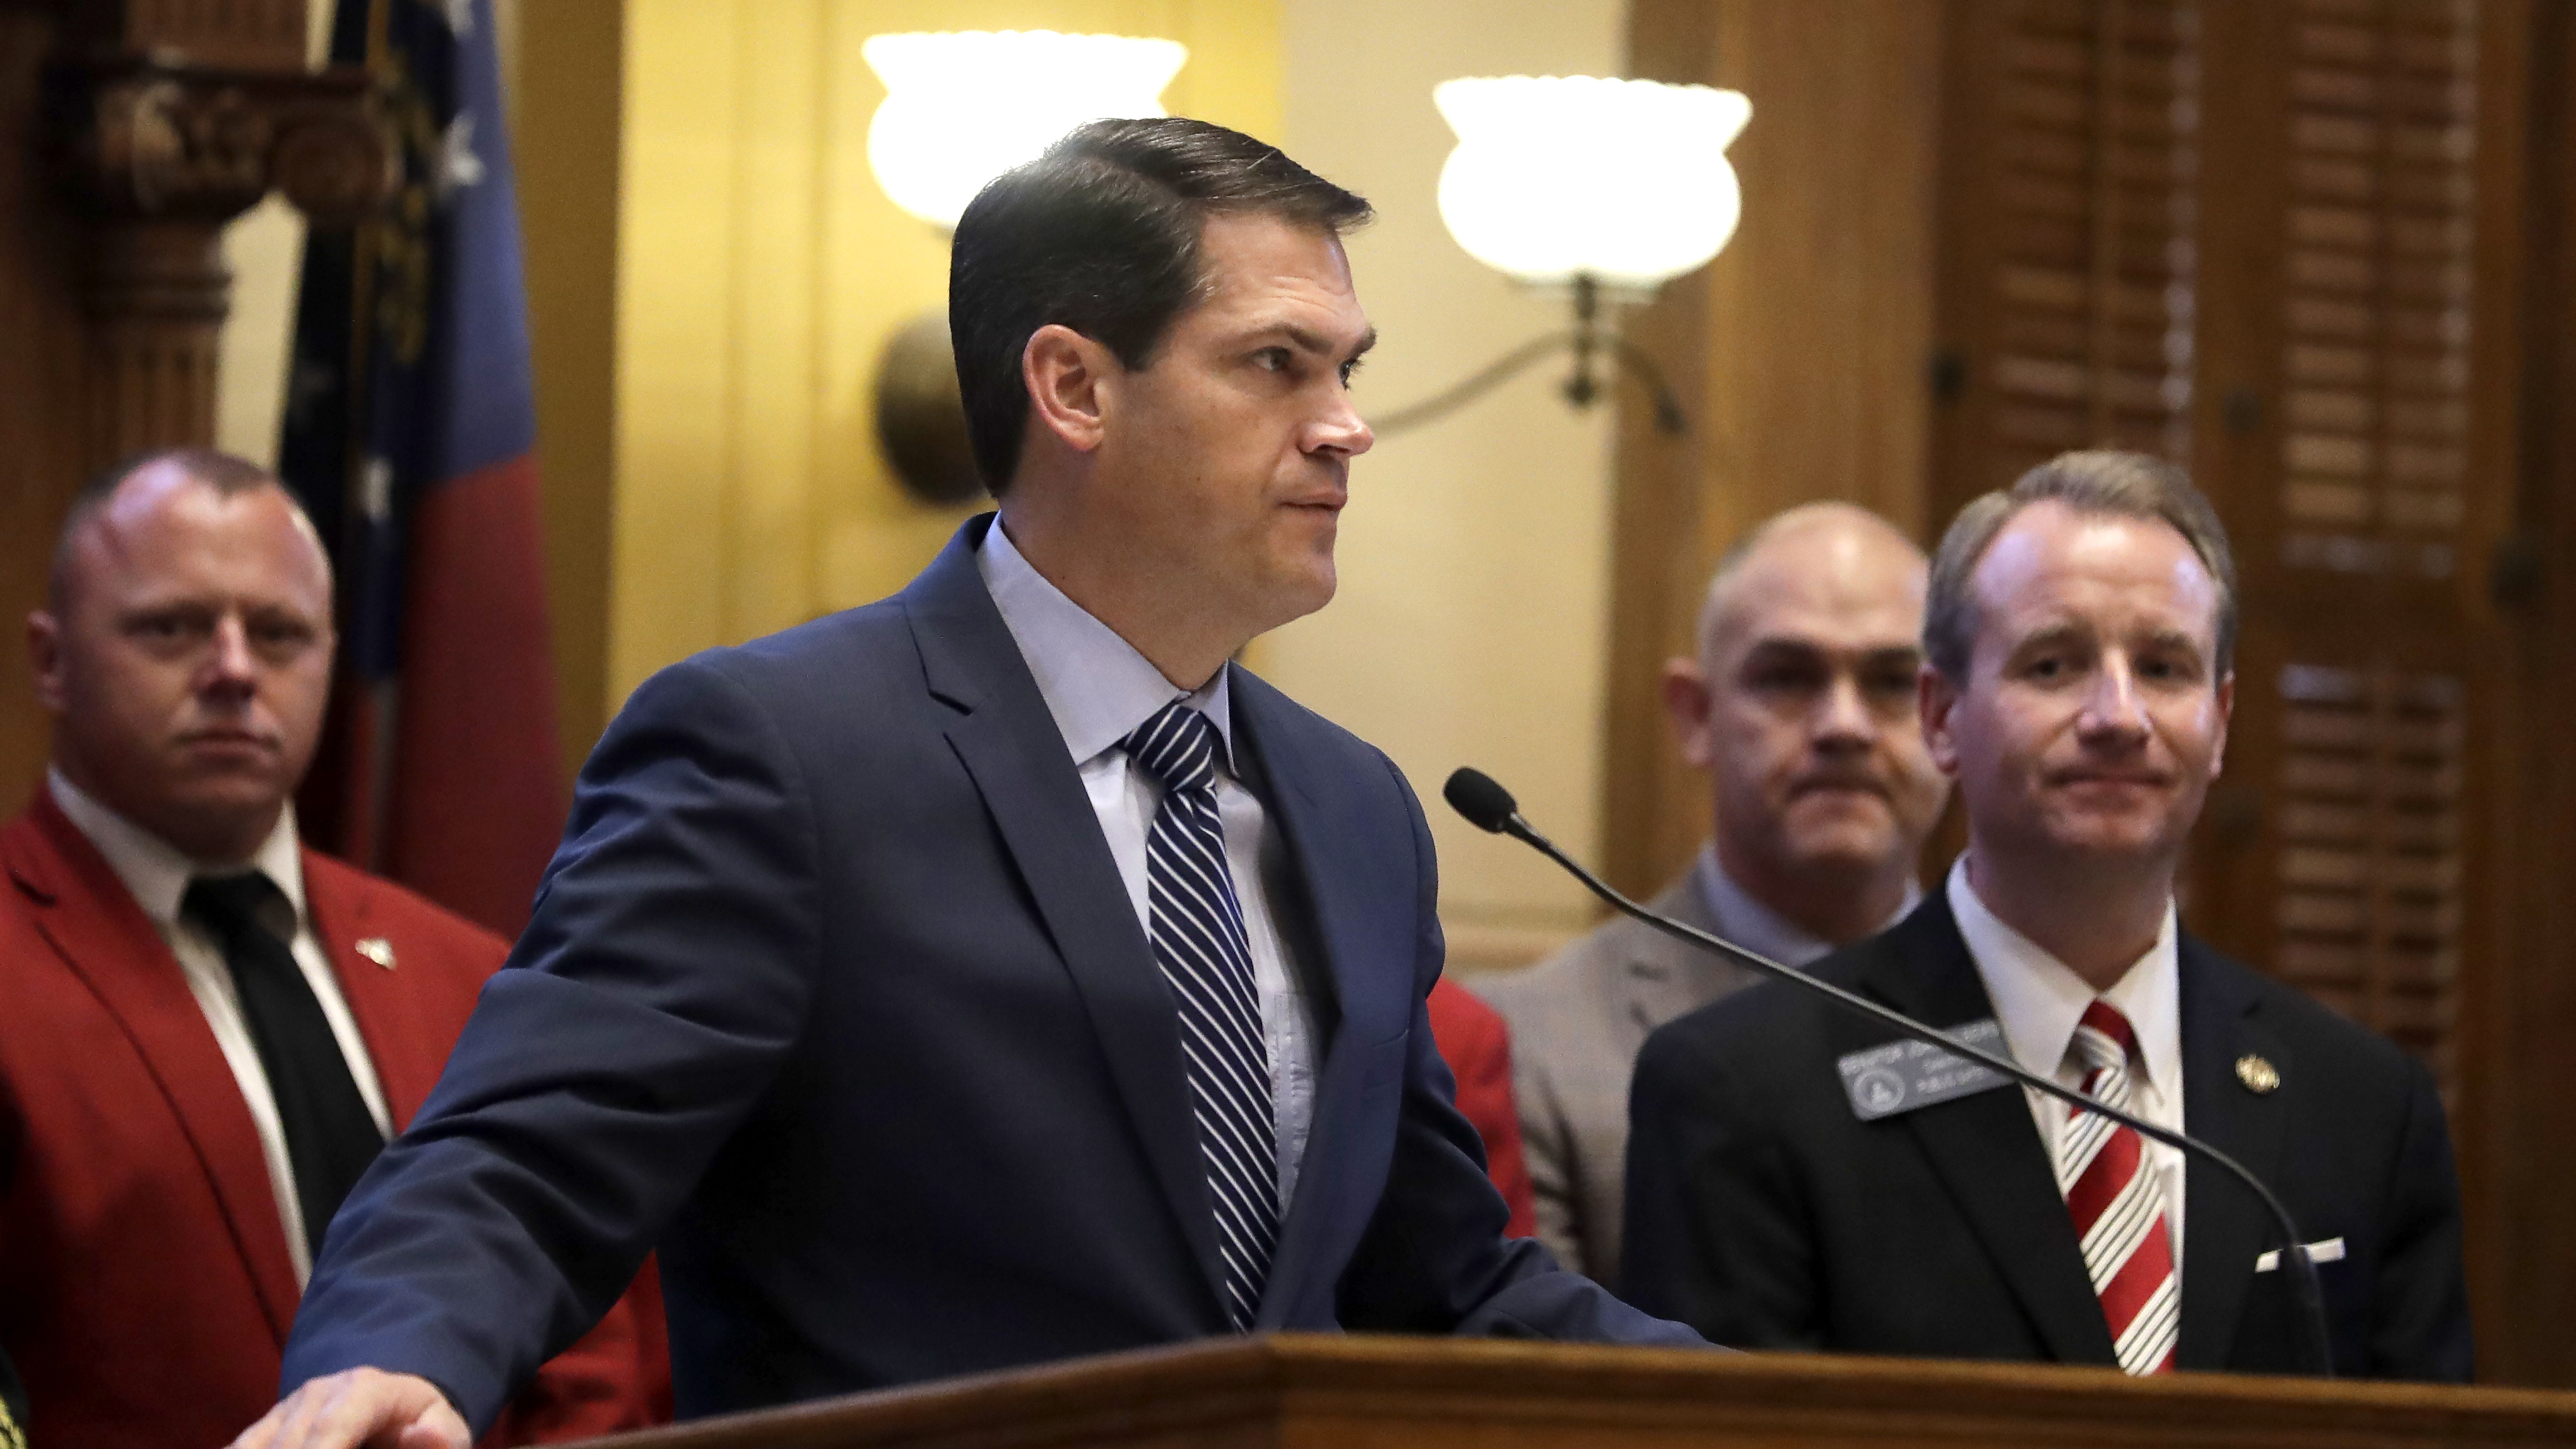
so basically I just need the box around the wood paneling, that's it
[2195,0,2507,1103]
[2481,0,2576,1387]
[1931,0,2201,505]
[1607,0,1945,902]
[1601,0,1719,905]
[0,5,89,805]
[595,1334,2576,1449]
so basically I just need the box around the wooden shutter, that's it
[1935,0,2515,1105]
[2236,3,2493,1093]
[1930,0,2202,505]
[2272,0,2481,578]
[2195,0,2500,1103]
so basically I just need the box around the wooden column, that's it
[52,36,388,464]
[2482,0,2576,1386]
[0,0,387,806]
[1604,1,1947,901]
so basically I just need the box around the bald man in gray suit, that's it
[1475,506,1950,1288]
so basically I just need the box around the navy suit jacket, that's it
[281,516,1696,1428]
[1623,890,2471,1380]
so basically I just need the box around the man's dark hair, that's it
[49,447,304,610]
[948,117,1371,495]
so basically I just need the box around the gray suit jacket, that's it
[1471,872,1761,1289]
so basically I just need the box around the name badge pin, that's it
[1836,1019,2013,1121]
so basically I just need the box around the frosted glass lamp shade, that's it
[863,30,1188,230]
[1433,75,1752,290]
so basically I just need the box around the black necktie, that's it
[183,872,383,1257]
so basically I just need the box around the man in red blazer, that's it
[0,448,663,1448]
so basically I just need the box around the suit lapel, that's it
[2174,941,2287,1369]
[1870,896,2119,1366]
[1223,672,1381,1326]
[1614,877,1745,1050]
[902,517,1228,1319]
[305,861,434,1130]
[4,796,304,1340]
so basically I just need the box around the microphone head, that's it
[1443,768,1520,834]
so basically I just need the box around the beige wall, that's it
[1273,0,1626,969]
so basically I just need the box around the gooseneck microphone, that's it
[1443,767,2334,1378]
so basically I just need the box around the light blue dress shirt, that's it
[977,521,1319,1214]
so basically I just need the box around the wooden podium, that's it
[594,1335,2576,1449]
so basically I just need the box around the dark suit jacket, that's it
[1622,889,2471,1380]
[280,514,1698,1431]
[0,792,664,1449]
[1425,979,1536,1238]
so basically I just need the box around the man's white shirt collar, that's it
[977,518,1233,769]
[48,767,310,928]
[1947,855,2181,1099]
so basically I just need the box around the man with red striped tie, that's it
[1622,450,2471,1379]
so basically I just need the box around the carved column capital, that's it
[42,51,393,466]
[51,59,391,225]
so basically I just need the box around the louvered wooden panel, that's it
[2252,0,2484,1094]
[2276,0,2479,581]
[1927,0,2211,897]
[1982,0,2201,482]
[2271,662,2465,1092]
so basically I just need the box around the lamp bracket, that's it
[1369,273,1687,439]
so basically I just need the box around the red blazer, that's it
[1425,978,1537,1239]
[0,791,666,1449]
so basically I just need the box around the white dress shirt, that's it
[1693,844,1920,969]
[1947,857,2187,1277]
[48,769,393,1286]
[977,523,1320,1215]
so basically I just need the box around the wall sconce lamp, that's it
[864,30,1186,505]
[1373,76,1751,440]
[861,50,1748,498]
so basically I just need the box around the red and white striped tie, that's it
[2060,1000,2179,1375]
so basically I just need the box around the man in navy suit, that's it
[237,118,1699,1448]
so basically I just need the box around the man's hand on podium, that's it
[228,1367,469,1449]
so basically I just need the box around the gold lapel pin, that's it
[2235,1053,2280,1094]
[355,937,397,971]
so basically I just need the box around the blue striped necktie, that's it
[1123,701,1278,1329]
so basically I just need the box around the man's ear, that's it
[27,610,64,716]
[1660,657,1717,769]
[1022,324,1115,455]
[1918,663,1963,778]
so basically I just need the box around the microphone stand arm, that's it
[1498,812,2336,1379]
